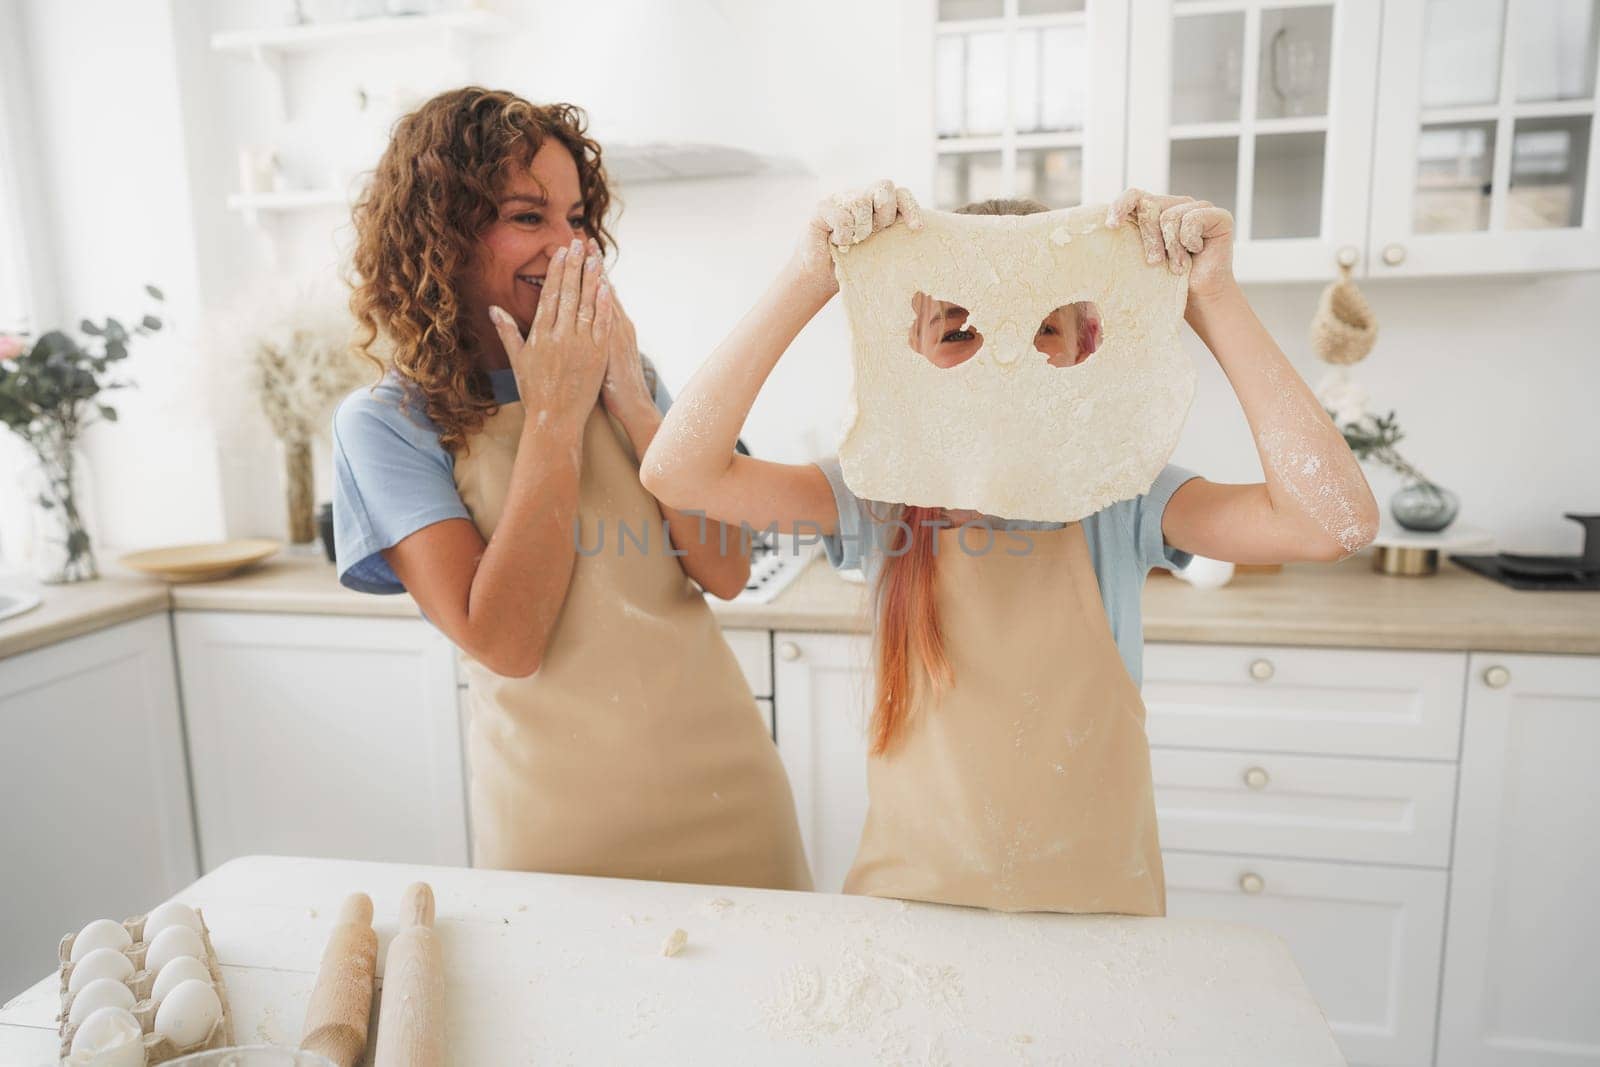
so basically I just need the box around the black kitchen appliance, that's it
[1451,513,1600,591]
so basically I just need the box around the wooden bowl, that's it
[119,539,281,583]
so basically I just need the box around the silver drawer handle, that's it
[1482,665,1510,689]
[1243,766,1270,790]
[1248,658,1275,682]
[778,641,802,662]
[1239,872,1265,895]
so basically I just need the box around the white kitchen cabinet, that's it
[1435,652,1600,1066]
[1368,0,1600,276]
[926,0,1134,208]
[1128,0,1600,280]
[772,631,873,893]
[0,615,197,1000]
[723,628,773,698]
[1151,746,1458,866]
[1164,851,1447,1067]
[173,611,468,871]
[1127,0,1383,281]
[1141,642,1467,760]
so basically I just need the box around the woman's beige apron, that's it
[451,401,811,891]
[845,522,1164,915]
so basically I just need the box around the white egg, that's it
[67,946,135,993]
[145,924,205,974]
[153,978,222,1048]
[68,976,135,1026]
[70,918,132,962]
[143,900,202,942]
[68,1005,144,1067]
[152,954,211,1006]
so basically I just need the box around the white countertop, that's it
[0,856,1344,1065]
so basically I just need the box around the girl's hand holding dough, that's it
[793,179,924,298]
[488,237,613,432]
[1106,189,1236,311]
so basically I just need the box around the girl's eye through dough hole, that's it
[907,292,984,369]
[1035,301,1103,368]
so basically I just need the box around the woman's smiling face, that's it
[463,140,590,340]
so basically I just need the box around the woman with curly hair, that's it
[332,87,810,890]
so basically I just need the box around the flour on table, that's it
[759,945,967,1052]
[832,205,1193,522]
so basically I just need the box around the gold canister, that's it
[1373,545,1440,576]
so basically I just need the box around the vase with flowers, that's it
[1317,370,1458,533]
[0,286,164,582]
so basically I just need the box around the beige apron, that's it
[845,522,1164,915]
[452,401,812,891]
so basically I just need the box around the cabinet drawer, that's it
[1164,851,1446,1067]
[1143,643,1466,760]
[1153,748,1457,868]
[724,629,772,697]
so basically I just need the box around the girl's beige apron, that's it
[845,522,1164,915]
[452,401,812,891]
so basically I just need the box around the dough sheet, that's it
[832,204,1194,522]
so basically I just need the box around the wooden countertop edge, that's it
[0,588,171,660]
[5,555,1599,660]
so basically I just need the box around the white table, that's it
[1,856,1344,1065]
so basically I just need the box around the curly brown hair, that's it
[350,87,615,451]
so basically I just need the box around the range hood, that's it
[605,142,804,184]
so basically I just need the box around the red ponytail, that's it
[870,505,953,754]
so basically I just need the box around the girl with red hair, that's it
[643,182,1378,915]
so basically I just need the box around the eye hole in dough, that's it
[908,292,984,369]
[1035,301,1103,368]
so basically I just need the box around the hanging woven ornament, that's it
[1310,262,1378,365]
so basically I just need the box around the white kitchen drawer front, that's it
[1143,643,1466,760]
[723,629,771,698]
[1153,748,1456,868]
[1164,851,1447,1067]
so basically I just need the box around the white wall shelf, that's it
[209,10,510,56]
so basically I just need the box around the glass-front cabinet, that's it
[1126,0,1383,282]
[929,0,1131,208]
[1369,0,1600,275]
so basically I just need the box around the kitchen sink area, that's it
[0,589,40,624]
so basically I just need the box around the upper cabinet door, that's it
[1127,0,1382,282]
[929,0,1130,208]
[1369,0,1600,276]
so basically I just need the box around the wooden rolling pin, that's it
[300,892,378,1067]
[373,881,444,1067]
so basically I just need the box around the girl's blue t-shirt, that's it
[331,363,672,596]
[812,456,1201,690]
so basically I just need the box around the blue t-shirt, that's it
[813,457,1201,690]
[331,362,673,595]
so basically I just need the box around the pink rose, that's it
[0,335,22,362]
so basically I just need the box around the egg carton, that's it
[57,909,236,1064]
